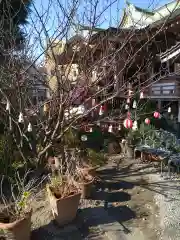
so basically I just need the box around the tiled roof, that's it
[159,42,180,62]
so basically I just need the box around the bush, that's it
[86,148,107,167]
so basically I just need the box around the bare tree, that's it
[0,0,179,170]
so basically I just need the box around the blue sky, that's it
[32,0,171,30]
[28,0,170,61]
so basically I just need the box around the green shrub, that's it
[86,148,107,167]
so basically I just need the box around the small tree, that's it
[0,0,178,173]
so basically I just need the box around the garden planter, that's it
[78,166,98,177]
[47,186,81,226]
[0,210,32,240]
[77,178,94,199]
[125,143,135,159]
[120,142,127,155]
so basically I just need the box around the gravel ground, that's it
[148,173,180,240]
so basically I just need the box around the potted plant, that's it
[78,149,107,177]
[47,174,81,226]
[0,184,32,240]
[74,172,94,199]
[125,130,141,158]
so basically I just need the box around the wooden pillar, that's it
[178,100,180,138]
[178,100,180,123]
[158,100,161,111]
[115,60,124,95]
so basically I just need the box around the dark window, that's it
[32,97,37,105]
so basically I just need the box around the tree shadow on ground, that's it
[78,206,135,238]
[91,190,131,202]
[98,163,159,180]
[137,179,180,200]
[31,219,82,240]
[108,205,136,222]
[95,179,135,191]
[31,205,135,240]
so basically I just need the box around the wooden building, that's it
[45,0,180,131]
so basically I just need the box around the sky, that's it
[27,0,171,62]
[32,0,171,30]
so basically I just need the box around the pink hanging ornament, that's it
[6,101,10,111]
[127,98,130,104]
[18,112,24,123]
[43,103,49,113]
[99,106,104,116]
[84,125,89,132]
[168,107,171,113]
[125,104,129,110]
[132,120,138,131]
[97,121,100,126]
[27,122,32,132]
[127,111,131,118]
[108,124,113,133]
[104,124,108,129]
[140,92,144,99]
[153,111,160,119]
[133,100,137,109]
[123,118,133,129]
[92,98,96,106]
[145,118,150,125]
[128,89,133,96]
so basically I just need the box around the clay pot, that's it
[47,186,81,226]
[78,166,98,177]
[77,178,94,199]
[0,210,32,240]
[125,143,135,159]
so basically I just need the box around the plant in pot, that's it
[78,148,107,177]
[47,172,81,226]
[73,171,94,199]
[125,130,141,158]
[0,175,34,240]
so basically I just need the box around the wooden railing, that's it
[148,84,180,97]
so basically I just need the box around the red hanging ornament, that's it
[140,92,144,99]
[99,105,103,115]
[128,89,133,96]
[101,124,105,131]
[123,118,133,129]
[103,104,106,112]
[99,105,106,116]
[92,98,96,106]
[108,124,113,132]
[145,118,150,125]
[84,125,89,132]
[153,111,160,119]
[127,111,131,118]
[127,98,130,104]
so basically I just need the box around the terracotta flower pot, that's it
[77,178,94,199]
[47,186,81,226]
[78,166,98,177]
[125,143,135,159]
[0,210,32,240]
